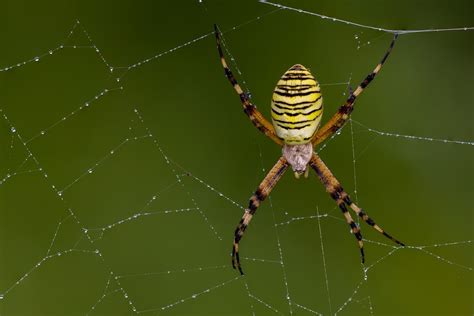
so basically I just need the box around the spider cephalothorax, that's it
[282,143,313,177]
[214,24,404,275]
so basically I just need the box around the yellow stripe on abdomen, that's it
[271,64,323,144]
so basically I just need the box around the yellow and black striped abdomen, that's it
[271,64,323,145]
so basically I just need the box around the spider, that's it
[214,25,405,275]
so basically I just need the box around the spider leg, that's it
[232,157,289,274]
[309,153,404,263]
[312,34,398,147]
[343,195,405,247]
[214,24,283,146]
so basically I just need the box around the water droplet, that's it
[40,131,45,135]
[88,169,93,173]
[34,57,40,62]
[10,127,16,133]
[0,294,4,300]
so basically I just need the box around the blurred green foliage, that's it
[1,0,473,315]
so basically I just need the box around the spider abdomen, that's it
[271,64,323,144]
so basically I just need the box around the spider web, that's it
[1,1,473,315]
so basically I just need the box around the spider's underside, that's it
[214,25,404,275]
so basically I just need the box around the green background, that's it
[1,0,473,315]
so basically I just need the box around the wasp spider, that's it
[214,25,404,275]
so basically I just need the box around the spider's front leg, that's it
[312,34,398,146]
[214,24,283,146]
[232,157,288,275]
[309,153,404,263]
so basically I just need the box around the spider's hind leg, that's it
[342,194,405,247]
[310,152,404,263]
[232,157,289,275]
[331,186,366,262]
